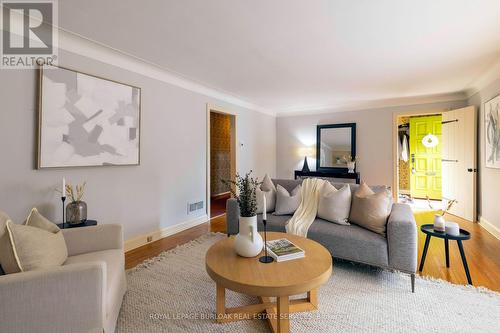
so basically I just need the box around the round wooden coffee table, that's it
[206,232,332,333]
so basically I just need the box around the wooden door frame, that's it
[206,104,237,218]
[392,109,446,201]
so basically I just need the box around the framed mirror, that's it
[316,123,356,172]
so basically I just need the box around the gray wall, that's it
[0,49,276,240]
[467,78,500,230]
[276,100,467,186]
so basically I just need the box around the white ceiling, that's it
[59,0,500,115]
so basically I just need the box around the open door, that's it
[441,106,477,222]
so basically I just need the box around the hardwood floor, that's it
[210,193,230,218]
[125,222,210,270]
[125,212,500,291]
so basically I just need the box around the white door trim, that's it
[206,104,237,218]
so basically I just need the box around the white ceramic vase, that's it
[347,161,355,173]
[234,215,263,257]
[434,214,446,232]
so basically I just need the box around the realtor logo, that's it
[1,0,58,68]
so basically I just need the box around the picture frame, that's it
[37,64,141,168]
[485,94,500,169]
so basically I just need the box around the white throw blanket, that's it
[285,178,326,237]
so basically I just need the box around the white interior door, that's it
[441,106,477,221]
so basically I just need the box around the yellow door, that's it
[410,115,442,200]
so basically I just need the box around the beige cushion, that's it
[349,182,392,236]
[317,182,351,225]
[256,174,276,213]
[0,210,10,237]
[1,208,68,273]
[25,207,60,233]
[0,210,16,274]
[274,184,301,215]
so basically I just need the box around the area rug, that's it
[116,233,500,332]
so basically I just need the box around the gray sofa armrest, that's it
[62,224,123,256]
[226,198,240,236]
[0,262,106,333]
[387,203,418,273]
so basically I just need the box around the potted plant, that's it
[222,171,263,257]
[65,182,87,225]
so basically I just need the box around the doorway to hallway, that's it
[207,107,236,219]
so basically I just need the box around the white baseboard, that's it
[124,214,209,252]
[478,216,500,240]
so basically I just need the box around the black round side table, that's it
[419,224,472,284]
[57,219,97,229]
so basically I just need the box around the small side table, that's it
[419,224,472,284]
[57,220,97,229]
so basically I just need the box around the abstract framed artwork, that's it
[37,65,141,168]
[485,94,500,169]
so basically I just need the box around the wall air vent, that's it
[188,201,204,214]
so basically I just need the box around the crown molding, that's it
[56,27,275,116]
[464,57,500,98]
[0,12,273,115]
[275,91,468,117]
[5,11,497,118]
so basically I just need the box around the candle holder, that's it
[259,219,274,263]
[61,196,66,229]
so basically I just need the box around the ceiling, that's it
[59,0,500,114]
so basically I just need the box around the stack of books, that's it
[266,238,305,262]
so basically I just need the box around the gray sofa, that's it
[226,179,418,292]
[0,216,126,333]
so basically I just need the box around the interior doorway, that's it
[393,106,477,222]
[207,106,236,219]
[397,114,443,210]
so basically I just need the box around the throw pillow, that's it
[25,207,60,233]
[0,208,68,273]
[274,184,302,215]
[317,182,351,225]
[256,174,276,213]
[260,174,276,192]
[0,210,9,226]
[349,182,392,236]
[0,210,19,274]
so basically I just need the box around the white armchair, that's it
[0,224,126,333]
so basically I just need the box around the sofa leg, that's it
[411,273,415,293]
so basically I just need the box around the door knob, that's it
[467,168,477,172]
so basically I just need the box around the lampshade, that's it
[297,146,315,158]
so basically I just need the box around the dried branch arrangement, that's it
[56,182,87,202]
[342,155,358,163]
[222,171,260,217]
[426,196,457,216]
[441,199,456,216]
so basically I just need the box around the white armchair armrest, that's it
[63,224,123,256]
[0,262,106,333]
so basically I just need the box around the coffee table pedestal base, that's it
[216,284,318,333]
